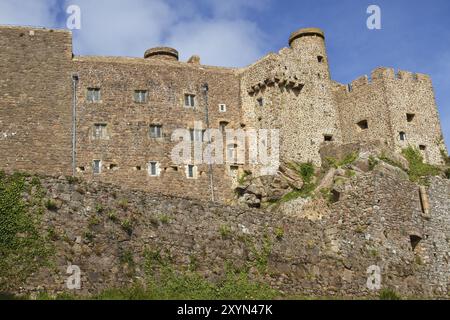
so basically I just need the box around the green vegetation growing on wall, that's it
[282,162,317,201]
[0,172,53,291]
[326,152,358,169]
[402,147,441,183]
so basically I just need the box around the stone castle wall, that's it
[10,172,450,298]
[333,67,447,165]
[0,26,73,176]
[0,25,447,202]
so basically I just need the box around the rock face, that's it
[4,171,449,299]
[236,173,295,207]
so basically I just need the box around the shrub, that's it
[274,227,284,240]
[219,224,232,239]
[379,288,401,300]
[298,162,315,184]
[95,204,104,214]
[44,199,58,211]
[445,168,450,180]
[402,147,441,182]
[158,214,171,224]
[121,219,133,235]
[107,211,118,222]
[368,156,379,171]
[118,199,129,210]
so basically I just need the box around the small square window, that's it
[399,131,407,141]
[149,125,163,138]
[357,120,368,130]
[317,56,324,63]
[324,135,333,142]
[184,94,196,108]
[419,145,427,151]
[148,161,160,177]
[87,88,101,102]
[406,113,415,122]
[134,90,148,103]
[93,160,101,174]
[93,123,108,139]
[219,104,227,112]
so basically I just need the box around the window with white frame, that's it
[227,144,239,163]
[184,94,196,108]
[87,88,101,102]
[149,125,163,139]
[93,123,108,139]
[148,161,160,177]
[134,90,148,103]
[219,104,227,112]
[93,160,101,174]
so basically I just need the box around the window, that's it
[93,123,108,139]
[134,90,148,103]
[257,97,264,107]
[190,129,205,142]
[87,88,101,102]
[93,160,101,174]
[399,132,407,141]
[419,145,427,151]
[184,94,196,108]
[407,113,416,122]
[219,104,227,112]
[357,120,368,130]
[148,161,160,177]
[227,144,239,163]
[317,56,324,63]
[186,164,197,179]
[324,135,333,142]
[149,125,162,138]
[347,84,353,92]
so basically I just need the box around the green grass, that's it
[379,288,401,300]
[219,224,232,239]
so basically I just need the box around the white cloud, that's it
[0,0,59,27]
[63,0,267,67]
[166,18,266,67]
[0,0,269,67]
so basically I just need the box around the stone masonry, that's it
[0,25,448,202]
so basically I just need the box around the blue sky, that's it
[1,0,449,148]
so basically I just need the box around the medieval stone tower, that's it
[0,25,447,202]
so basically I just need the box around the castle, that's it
[0,25,447,202]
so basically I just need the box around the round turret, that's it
[144,47,179,61]
[288,27,325,47]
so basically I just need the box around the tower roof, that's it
[289,27,325,46]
